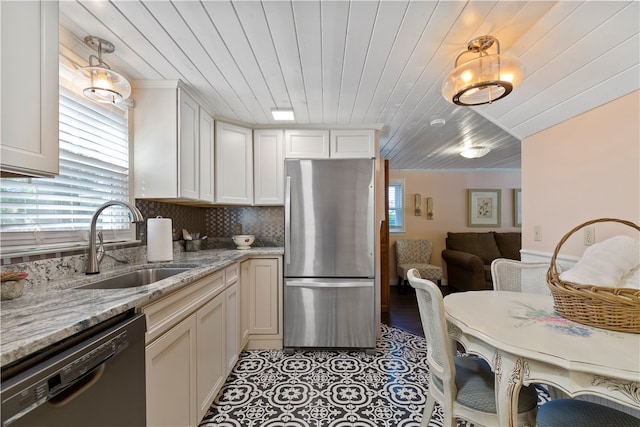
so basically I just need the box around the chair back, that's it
[406,268,455,392]
[491,258,552,294]
[396,240,433,264]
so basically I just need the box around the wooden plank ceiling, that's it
[59,1,639,170]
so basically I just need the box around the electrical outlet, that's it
[584,226,595,246]
[534,225,542,241]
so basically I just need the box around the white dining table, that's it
[443,290,640,427]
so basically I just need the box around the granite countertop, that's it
[1,248,283,368]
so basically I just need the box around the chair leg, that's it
[421,394,436,427]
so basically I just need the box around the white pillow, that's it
[559,235,640,287]
[620,265,640,289]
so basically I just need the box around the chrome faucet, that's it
[86,201,144,274]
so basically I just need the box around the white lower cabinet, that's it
[246,257,283,349]
[142,271,226,427]
[196,293,226,421]
[240,260,251,349]
[146,314,197,427]
[225,281,240,374]
[142,257,282,425]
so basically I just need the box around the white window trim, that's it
[389,178,405,234]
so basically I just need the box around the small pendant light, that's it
[73,36,131,105]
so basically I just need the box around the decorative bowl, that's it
[232,235,255,250]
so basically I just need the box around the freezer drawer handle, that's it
[287,281,373,288]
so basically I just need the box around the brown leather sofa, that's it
[441,231,521,291]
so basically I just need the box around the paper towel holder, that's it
[147,216,174,262]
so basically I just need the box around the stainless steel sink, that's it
[78,268,192,290]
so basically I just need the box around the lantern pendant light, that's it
[442,36,525,106]
[73,36,131,105]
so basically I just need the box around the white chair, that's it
[491,258,553,295]
[491,258,566,400]
[406,268,538,427]
[395,240,442,288]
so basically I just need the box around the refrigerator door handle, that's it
[284,176,291,265]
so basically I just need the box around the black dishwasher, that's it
[1,311,146,427]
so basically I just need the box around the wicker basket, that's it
[546,218,640,333]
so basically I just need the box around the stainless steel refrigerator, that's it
[284,158,376,351]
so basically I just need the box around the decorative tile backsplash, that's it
[1,201,284,265]
[135,201,284,249]
[136,200,207,243]
[205,206,284,248]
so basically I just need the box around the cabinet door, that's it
[225,282,240,374]
[240,260,251,348]
[249,258,279,335]
[330,130,376,158]
[146,314,197,427]
[196,292,226,422]
[254,130,284,205]
[199,108,215,202]
[215,122,253,204]
[132,85,179,199]
[1,0,59,177]
[179,90,200,200]
[284,130,329,159]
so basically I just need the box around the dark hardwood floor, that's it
[381,283,455,338]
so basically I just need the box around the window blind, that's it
[0,63,133,250]
[388,180,404,233]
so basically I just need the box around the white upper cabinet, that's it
[285,129,376,159]
[178,91,200,200]
[330,130,376,158]
[254,129,284,205]
[1,0,59,178]
[199,108,215,203]
[133,81,214,202]
[215,122,253,205]
[284,130,330,159]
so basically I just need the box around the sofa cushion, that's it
[446,232,502,265]
[495,232,522,260]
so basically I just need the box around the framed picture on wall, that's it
[468,189,501,227]
[513,188,522,227]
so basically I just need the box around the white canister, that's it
[147,216,173,262]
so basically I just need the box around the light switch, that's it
[584,226,595,246]
[534,226,542,241]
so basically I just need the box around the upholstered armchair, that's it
[395,240,442,287]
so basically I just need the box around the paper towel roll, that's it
[147,216,173,262]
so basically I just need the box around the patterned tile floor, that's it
[200,325,549,426]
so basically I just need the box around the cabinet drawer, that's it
[143,270,225,343]
[225,263,239,286]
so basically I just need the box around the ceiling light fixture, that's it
[442,35,524,106]
[72,36,131,105]
[460,146,491,159]
[271,108,295,121]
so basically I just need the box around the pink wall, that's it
[522,90,640,257]
[388,170,521,283]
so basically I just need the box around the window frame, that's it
[0,58,136,256]
[388,178,405,234]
